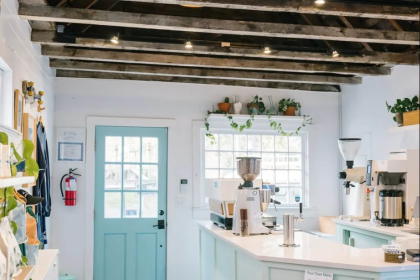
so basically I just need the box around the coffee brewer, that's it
[232,157,271,236]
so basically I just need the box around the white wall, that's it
[53,78,340,280]
[340,65,419,215]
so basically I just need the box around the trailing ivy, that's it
[268,114,313,136]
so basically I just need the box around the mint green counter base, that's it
[200,229,419,280]
[335,224,396,249]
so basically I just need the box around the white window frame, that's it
[192,116,310,210]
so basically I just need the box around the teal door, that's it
[94,126,168,280]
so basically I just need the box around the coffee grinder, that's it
[232,157,271,236]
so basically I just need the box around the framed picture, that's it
[23,113,37,187]
[14,89,24,132]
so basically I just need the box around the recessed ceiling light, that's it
[315,0,326,4]
[263,47,272,54]
[111,33,119,44]
[332,50,340,58]
[185,40,193,49]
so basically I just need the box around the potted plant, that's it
[279,98,301,116]
[386,96,419,127]
[247,96,265,115]
[218,97,231,114]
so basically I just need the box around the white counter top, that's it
[198,221,419,273]
[333,219,419,239]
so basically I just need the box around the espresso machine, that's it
[232,157,271,236]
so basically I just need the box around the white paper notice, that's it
[57,127,86,161]
[305,271,334,280]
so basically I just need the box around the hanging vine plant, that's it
[267,114,313,136]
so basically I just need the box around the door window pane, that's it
[105,192,121,218]
[105,164,122,190]
[124,164,140,190]
[288,154,302,170]
[205,152,219,168]
[219,134,233,151]
[142,165,158,190]
[289,137,302,152]
[220,152,234,168]
[142,138,158,163]
[124,137,140,163]
[124,192,140,218]
[106,137,122,162]
[142,192,158,218]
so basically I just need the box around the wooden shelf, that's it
[388,124,419,133]
[0,176,35,188]
[13,266,35,280]
[207,114,306,122]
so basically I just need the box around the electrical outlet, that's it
[175,197,185,206]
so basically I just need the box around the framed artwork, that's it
[23,113,37,188]
[14,89,24,132]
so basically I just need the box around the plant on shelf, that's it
[268,114,313,136]
[386,96,420,127]
[247,95,266,115]
[204,110,255,144]
[218,97,231,114]
[278,98,301,116]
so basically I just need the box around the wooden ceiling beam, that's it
[119,0,420,21]
[32,31,419,66]
[50,59,362,85]
[18,5,420,45]
[55,69,341,92]
[41,45,391,76]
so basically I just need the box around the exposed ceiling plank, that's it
[339,16,374,52]
[41,45,391,76]
[32,31,419,65]
[118,0,420,21]
[18,5,420,45]
[50,59,362,85]
[55,69,341,92]
[82,0,121,33]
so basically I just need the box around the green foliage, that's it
[10,221,18,235]
[0,132,8,145]
[224,97,230,103]
[268,114,313,136]
[21,255,28,266]
[205,112,255,144]
[248,95,265,115]
[0,187,18,218]
[278,98,301,112]
[10,140,40,180]
[386,96,419,122]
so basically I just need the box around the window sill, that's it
[192,206,318,220]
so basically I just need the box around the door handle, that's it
[153,220,165,230]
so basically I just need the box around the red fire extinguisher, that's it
[60,168,81,206]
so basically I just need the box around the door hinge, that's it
[94,140,96,151]
[94,210,96,220]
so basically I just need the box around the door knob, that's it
[159,210,165,216]
[153,220,165,229]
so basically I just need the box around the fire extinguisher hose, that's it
[60,174,67,201]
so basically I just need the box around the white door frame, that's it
[85,116,176,280]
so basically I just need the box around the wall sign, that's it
[57,127,86,162]
[305,270,334,280]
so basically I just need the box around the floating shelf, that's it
[13,266,35,280]
[0,176,35,188]
[388,124,419,133]
[207,114,306,122]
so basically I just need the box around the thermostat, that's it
[180,179,188,194]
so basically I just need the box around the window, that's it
[202,131,307,207]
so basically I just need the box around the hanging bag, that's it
[8,201,26,244]
[0,246,6,280]
[0,217,22,279]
